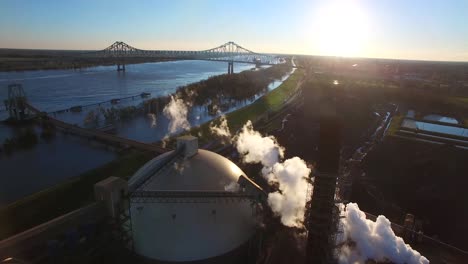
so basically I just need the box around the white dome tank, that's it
[127,136,261,263]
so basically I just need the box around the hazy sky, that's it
[1,0,467,61]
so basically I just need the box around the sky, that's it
[0,0,467,61]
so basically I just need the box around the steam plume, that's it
[163,95,190,134]
[235,120,285,167]
[209,114,232,143]
[224,181,240,192]
[235,120,311,228]
[265,157,311,227]
[147,113,157,128]
[337,203,429,264]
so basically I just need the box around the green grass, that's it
[187,68,304,145]
[0,150,154,240]
[447,96,468,107]
[224,69,302,127]
[386,114,404,136]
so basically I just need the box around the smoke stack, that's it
[177,135,198,158]
[306,85,342,264]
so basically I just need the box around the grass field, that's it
[187,68,304,145]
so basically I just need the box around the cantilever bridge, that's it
[85,41,285,73]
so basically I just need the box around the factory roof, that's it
[128,137,246,192]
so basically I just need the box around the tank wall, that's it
[130,199,256,262]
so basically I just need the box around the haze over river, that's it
[0,60,289,204]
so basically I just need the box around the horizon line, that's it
[0,41,467,64]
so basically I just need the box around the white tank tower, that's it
[112,136,266,263]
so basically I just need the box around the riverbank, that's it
[0,60,279,203]
[0,150,153,240]
[70,62,293,143]
[184,68,304,147]
[0,62,302,241]
[0,48,176,71]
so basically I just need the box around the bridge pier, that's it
[117,63,126,72]
[97,42,277,73]
[227,61,234,74]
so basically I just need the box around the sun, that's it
[313,1,370,57]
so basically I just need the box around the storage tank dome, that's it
[127,136,262,263]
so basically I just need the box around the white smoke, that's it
[337,203,429,264]
[147,113,157,128]
[209,115,232,143]
[224,181,240,192]
[265,157,311,227]
[173,159,189,173]
[235,120,311,228]
[163,95,190,134]
[235,120,285,167]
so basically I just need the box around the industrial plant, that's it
[1,71,468,263]
[0,127,342,264]
[124,136,264,262]
[1,1,468,262]
[1,136,270,263]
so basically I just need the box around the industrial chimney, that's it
[305,84,342,264]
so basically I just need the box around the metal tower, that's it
[4,83,30,121]
[306,86,342,264]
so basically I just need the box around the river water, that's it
[0,122,118,206]
[0,60,290,204]
[0,60,254,114]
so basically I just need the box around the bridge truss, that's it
[85,41,283,72]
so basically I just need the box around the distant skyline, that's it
[0,0,467,61]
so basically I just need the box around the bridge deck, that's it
[26,103,168,154]
[89,41,285,66]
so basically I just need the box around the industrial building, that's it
[305,92,342,264]
[95,136,266,263]
[127,136,264,262]
[0,136,266,263]
[1,129,467,263]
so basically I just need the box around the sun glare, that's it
[313,1,370,57]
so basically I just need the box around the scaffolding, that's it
[306,92,342,264]
[306,172,339,263]
[111,201,134,251]
[4,83,31,121]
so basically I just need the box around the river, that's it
[0,60,290,204]
[0,60,254,114]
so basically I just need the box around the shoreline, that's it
[0,57,178,72]
[0,63,303,241]
[0,48,183,71]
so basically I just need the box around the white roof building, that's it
[127,136,264,263]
